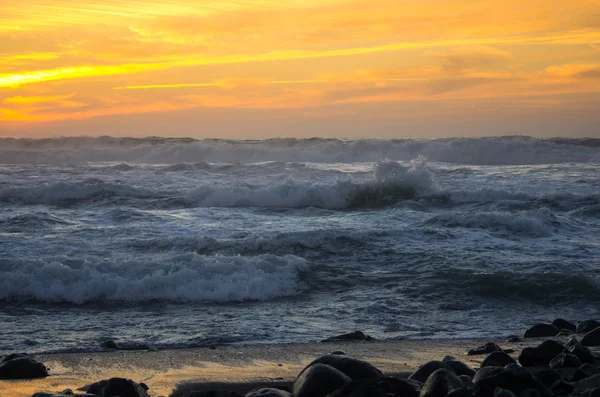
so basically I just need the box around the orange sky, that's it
[1,0,599,138]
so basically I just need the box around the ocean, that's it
[0,136,598,354]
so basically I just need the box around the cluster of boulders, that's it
[1,318,598,397]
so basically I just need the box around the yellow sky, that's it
[1,0,599,138]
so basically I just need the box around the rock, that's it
[327,380,387,397]
[481,352,516,368]
[182,392,243,397]
[507,336,522,343]
[571,363,600,382]
[582,327,600,347]
[566,338,595,364]
[303,355,382,381]
[552,319,577,332]
[30,392,95,397]
[518,340,564,367]
[459,375,475,390]
[410,361,455,383]
[574,373,600,391]
[549,380,574,396]
[84,378,150,397]
[518,389,541,397]
[473,366,548,397]
[293,363,351,397]
[321,331,375,342]
[443,357,476,378]
[494,388,518,397]
[0,353,49,379]
[331,351,345,355]
[549,352,581,369]
[101,340,119,349]
[505,364,522,371]
[245,388,291,397]
[577,320,600,334]
[446,388,472,397]
[468,343,503,356]
[377,376,419,397]
[419,368,464,397]
[532,369,561,388]
[524,324,559,338]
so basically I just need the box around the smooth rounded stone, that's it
[549,352,582,369]
[572,364,600,382]
[473,366,549,397]
[566,339,595,364]
[505,364,522,371]
[582,327,600,347]
[321,331,375,343]
[481,352,517,368]
[590,387,600,397]
[303,355,382,381]
[518,389,541,397]
[182,392,243,397]
[532,369,561,388]
[552,319,577,332]
[31,392,96,397]
[577,320,600,334]
[245,388,291,397]
[468,343,503,356]
[446,388,472,397]
[293,363,351,397]
[410,361,455,384]
[494,388,518,397]
[377,376,419,397]
[459,375,475,390]
[518,340,565,367]
[84,377,150,397]
[574,374,600,391]
[549,380,574,396]
[524,324,560,338]
[0,353,49,380]
[443,356,476,378]
[326,380,387,397]
[419,368,464,397]
[331,351,345,355]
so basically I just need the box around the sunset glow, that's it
[1,0,599,137]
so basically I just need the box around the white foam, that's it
[0,253,310,303]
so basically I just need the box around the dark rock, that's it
[293,363,351,397]
[549,352,581,369]
[577,320,600,334]
[566,337,595,364]
[549,380,574,396]
[302,355,382,381]
[572,364,600,382]
[590,387,600,397]
[518,389,541,397]
[377,376,419,397]
[582,327,600,347]
[245,388,291,397]
[409,361,454,383]
[494,388,518,397]
[443,357,476,378]
[574,374,600,391]
[446,388,472,397]
[321,331,375,343]
[468,343,503,356]
[473,366,549,397]
[326,380,387,397]
[101,340,119,349]
[518,340,564,367]
[481,352,517,368]
[505,364,522,371]
[524,324,559,338]
[182,392,243,397]
[84,378,150,397]
[30,392,95,397]
[0,353,49,379]
[459,375,475,390]
[331,351,345,355]
[419,368,464,397]
[532,369,561,388]
[507,336,522,343]
[552,319,577,332]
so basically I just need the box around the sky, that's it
[1,0,599,138]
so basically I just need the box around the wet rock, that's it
[409,361,454,383]
[84,377,150,397]
[577,320,600,334]
[321,331,375,342]
[245,388,291,397]
[566,338,595,364]
[574,374,600,391]
[446,388,472,397]
[101,340,119,349]
[524,324,559,338]
[468,343,503,356]
[549,380,574,396]
[377,376,419,397]
[494,388,518,397]
[293,363,351,397]
[182,392,243,397]
[419,368,464,397]
[518,340,564,367]
[532,369,561,388]
[505,364,522,371]
[552,319,577,332]
[582,327,600,347]
[473,366,548,397]
[571,364,600,382]
[327,380,387,397]
[481,352,517,368]
[459,375,475,390]
[443,357,476,379]
[30,391,95,397]
[303,355,382,381]
[0,353,49,380]
[330,351,345,355]
[549,352,581,369]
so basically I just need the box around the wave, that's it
[1,136,599,165]
[0,253,310,304]
[0,212,72,232]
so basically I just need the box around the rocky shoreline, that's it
[1,319,599,397]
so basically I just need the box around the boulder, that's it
[326,380,387,397]
[549,380,574,396]
[481,352,516,368]
[410,361,454,383]
[531,369,560,388]
[473,366,548,397]
[551,319,576,332]
[571,363,600,382]
[518,389,541,397]
[518,340,564,367]
[182,392,243,397]
[494,388,517,397]
[245,388,291,397]
[566,338,595,364]
[30,391,95,397]
[468,343,503,356]
[84,378,150,397]
[293,363,351,397]
[582,327,600,347]
[577,320,600,334]
[302,355,381,381]
[0,353,49,379]
[377,376,419,397]
[321,331,375,343]
[443,356,476,378]
[524,324,559,338]
[549,352,581,369]
[574,373,600,391]
[419,368,464,397]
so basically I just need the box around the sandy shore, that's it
[0,336,559,397]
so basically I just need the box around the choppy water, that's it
[0,136,599,354]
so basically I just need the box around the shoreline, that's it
[0,336,566,397]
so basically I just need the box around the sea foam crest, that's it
[0,253,310,303]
